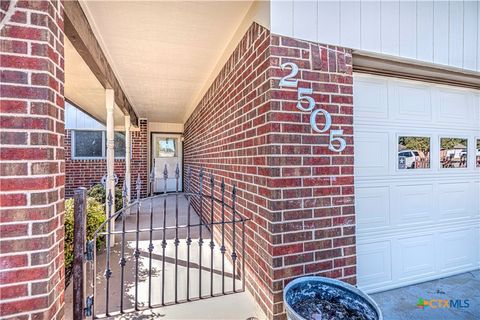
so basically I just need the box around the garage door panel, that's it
[393,184,434,225]
[438,182,471,221]
[356,186,390,230]
[475,181,480,215]
[355,132,389,176]
[438,228,476,272]
[395,235,436,281]
[437,88,474,125]
[395,83,432,121]
[354,77,388,119]
[355,74,480,293]
[357,241,392,289]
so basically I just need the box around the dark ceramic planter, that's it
[283,276,382,320]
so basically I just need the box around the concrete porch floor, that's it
[371,270,480,320]
[65,194,266,320]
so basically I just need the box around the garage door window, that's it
[398,136,430,169]
[476,139,480,167]
[440,138,468,168]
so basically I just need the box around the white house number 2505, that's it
[279,62,346,153]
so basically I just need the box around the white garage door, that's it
[354,74,480,293]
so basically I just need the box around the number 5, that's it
[297,87,315,112]
[329,129,346,152]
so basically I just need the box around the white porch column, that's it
[124,115,131,205]
[106,89,115,244]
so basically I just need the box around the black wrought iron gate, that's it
[73,165,249,319]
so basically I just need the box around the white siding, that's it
[317,1,340,46]
[380,0,400,56]
[416,0,434,62]
[270,0,480,72]
[361,0,381,52]
[65,102,105,130]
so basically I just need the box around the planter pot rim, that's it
[283,276,383,320]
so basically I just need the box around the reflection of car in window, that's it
[398,150,420,169]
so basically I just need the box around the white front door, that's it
[152,133,182,193]
[354,74,480,293]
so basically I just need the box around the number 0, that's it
[279,62,299,88]
[310,108,332,133]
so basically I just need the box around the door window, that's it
[156,138,177,157]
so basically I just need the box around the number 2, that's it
[279,62,299,88]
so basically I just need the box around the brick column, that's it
[184,24,355,320]
[267,35,355,319]
[131,119,148,197]
[0,1,65,318]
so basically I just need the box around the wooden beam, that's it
[64,0,139,126]
[353,50,480,90]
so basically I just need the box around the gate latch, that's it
[85,240,94,262]
[84,295,94,317]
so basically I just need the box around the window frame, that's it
[475,137,480,169]
[72,130,127,160]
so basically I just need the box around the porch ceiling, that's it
[77,0,255,123]
[64,37,125,126]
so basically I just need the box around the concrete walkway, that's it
[371,270,480,320]
[65,194,266,320]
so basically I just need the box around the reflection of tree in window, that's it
[158,139,176,157]
[398,136,430,169]
[440,138,467,168]
[477,139,480,168]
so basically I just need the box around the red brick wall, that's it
[64,119,149,199]
[0,1,66,318]
[183,23,273,317]
[131,119,148,198]
[184,23,355,319]
[267,35,355,319]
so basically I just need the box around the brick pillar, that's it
[184,25,355,319]
[131,119,148,197]
[266,35,355,319]
[0,1,65,319]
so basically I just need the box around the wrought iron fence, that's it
[73,165,249,319]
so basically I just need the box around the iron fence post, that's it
[73,187,87,319]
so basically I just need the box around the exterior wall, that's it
[184,23,274,317]
[64,119,149,199]
[271,0,480,72]
[266,35,355,318]
[0,0,66,318]
[65,101,104,130]
[184,22,355,319]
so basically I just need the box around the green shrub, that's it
[87,184,124,212]
[64,197,106,284]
